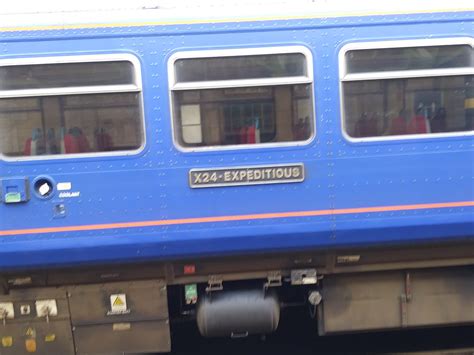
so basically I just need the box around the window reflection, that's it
[173,84,313,147]
[343,75,473,138]
[0,93,143,157]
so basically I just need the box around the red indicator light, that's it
[183,265,196,274]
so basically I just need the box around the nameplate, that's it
[189,164,304,188]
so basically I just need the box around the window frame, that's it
[168,46,316,152]
[339,37,474,143]
[0,53,146,161]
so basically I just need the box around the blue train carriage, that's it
[0,1,473,354]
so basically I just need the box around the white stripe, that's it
[0,1,472,29]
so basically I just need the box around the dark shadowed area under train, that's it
[166,308,474,354]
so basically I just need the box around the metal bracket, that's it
[400,272,412,327]
[404,272,412,302]
[291,269,318,285]
[205,276,223,293]
[0,309,6,326]
[400,294,408,327]
[264,272,282,290]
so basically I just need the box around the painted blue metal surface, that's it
[0,11,473,270]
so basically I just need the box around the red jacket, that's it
[407,115,429,134]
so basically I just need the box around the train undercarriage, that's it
[0,240,473,354]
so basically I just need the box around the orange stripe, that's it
[0,201,473,237]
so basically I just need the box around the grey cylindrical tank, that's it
[196,289,280,338]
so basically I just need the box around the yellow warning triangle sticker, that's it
[113,296,125,307]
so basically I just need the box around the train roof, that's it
[1,0,473,32]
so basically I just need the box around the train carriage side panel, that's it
[0,10,472,268]
[0,8,473,354]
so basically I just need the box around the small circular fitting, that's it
[33,176,55,199]
[308,291,322,306]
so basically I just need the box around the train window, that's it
[341,41,474,139]
[175,53,307,82]
[345,45,472,73]
[0,56,144,159]
[0,61,135,90]
[169,47,314,149]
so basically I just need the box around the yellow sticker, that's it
[108,294,129,315]
[113,296,125,306]
[45,334,56,342]
[465,98,474,109]
[2,336,13,347]
[25,327,36,338]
